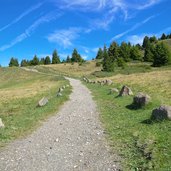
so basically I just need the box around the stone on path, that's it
[38,97,48,107]
[151,105,171,121]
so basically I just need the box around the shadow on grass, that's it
[126,103,142,110]
[140,119,153,125]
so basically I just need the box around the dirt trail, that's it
[0,78,120,171]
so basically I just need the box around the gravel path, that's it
[0,78,120,171]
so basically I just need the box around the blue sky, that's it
[0,0,171,66]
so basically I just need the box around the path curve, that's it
[0,78,120,171]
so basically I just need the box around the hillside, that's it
[0,67,71,146]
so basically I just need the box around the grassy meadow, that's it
[85,67,171,170]
[0,67,71,147]
[37,60,101,78]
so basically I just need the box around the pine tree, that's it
[21,59,29,67]
[39,58,45,65]
[52,50,60,64]
[130,46,142,61]
[9,57,19,67]
[153,42,170,67]
[144,44,155,62]
[142,36,150,49]
[119,42,131,62]
[30,55,39,66]
[108,42,119,62]
[45,56,51,65]
[96,48,103,59]
[66,55,71,63]
[161,33,166,40]
[71,48,83,62]
[102,45,115,72]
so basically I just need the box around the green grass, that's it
[85,76,171,170]
[0,67,71,147]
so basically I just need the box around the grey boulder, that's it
[151,105,171,121]
[38,97,48,107]
[133,93,151,107]
[119,85,133,96]
[0,118,5,128]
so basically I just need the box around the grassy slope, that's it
[86,68,171,170]
[37,60,101,78]
[0,67,71,147]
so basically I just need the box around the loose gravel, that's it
[0,78,120,171]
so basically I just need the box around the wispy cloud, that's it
[111,15,155,41]
[47,27,81,48]
[136,0,162,10]
[0,11,62,51]
[0,2,43,32]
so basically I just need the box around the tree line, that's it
[9,48,84,67]
[96,33,171,72]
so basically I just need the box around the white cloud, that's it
[126,26,171,45]
[47,27,81,48]
[111,15,155,41]
[136,0,162,10]
[126,34,151,45]
[0,2,43,32]
[0,11,61,51]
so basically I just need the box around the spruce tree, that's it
[52,50,60,64]
[45,56,51,65]
[102,45,115,72]
[96,48,103,59]
[20,59,29,67]
[30,55,39,66]
[71,49,83,62]
[9,57,19,67]
[153,42,170,67]
[66,55,71,63]
[119,42,131,62]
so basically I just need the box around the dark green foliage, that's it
[142,36,150,49]
[149,36,157,43]
[130,46,142,61]
[20,59,29,67]
[117,57,126,68]
[9,57,19,67]
[71,48,83,62]
[108,41,119,62]
[30,55,39,66]
[160,33,167,40]
[66,55,71,63]
[39,58,45,65]
[102,45,115,72]
[52,50,60,64]
[144,44,155,62]
[119,42,131,62]
[153,42,171,67]
[96,48,103,59]
[44,56,51,65]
